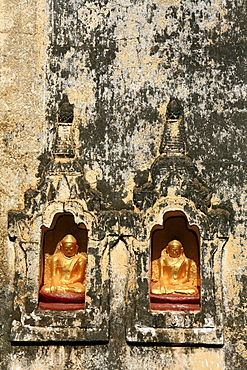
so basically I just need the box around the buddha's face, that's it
[167,241,183,258]
[61,242,77,257]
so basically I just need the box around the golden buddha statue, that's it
[41,234,87,294]
[151,239,198,295]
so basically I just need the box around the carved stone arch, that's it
[40,201,64,227]
[63,200,99,240]
[143,196,209,240]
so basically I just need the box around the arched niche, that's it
[39,212,88,310]
[150,211,201,311]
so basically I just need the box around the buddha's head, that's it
[166,240,183,258]
[60,234,78,257]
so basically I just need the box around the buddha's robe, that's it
[41,251,86,294]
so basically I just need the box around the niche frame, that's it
[10,201,110,342]
[126,196,227,345]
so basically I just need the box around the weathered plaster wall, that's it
[0,0,246,368]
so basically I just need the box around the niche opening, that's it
[150,211,201,311]
[39,212,88,311]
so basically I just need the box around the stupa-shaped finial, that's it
[53,94,75,158]
[159,98,185,157]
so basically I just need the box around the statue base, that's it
[39,302,85,311]
[150,291,200,311]
[38,291,85,311]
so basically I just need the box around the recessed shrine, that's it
[39,212,88,311]
[150,211,200,312]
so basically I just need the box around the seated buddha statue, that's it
[40,234,86,294]
[151,239,198,295]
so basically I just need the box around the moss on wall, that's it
[0,0,246,368]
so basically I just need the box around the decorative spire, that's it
[46,94,81,175]
[53,94,75,158]
[159,98,185,157]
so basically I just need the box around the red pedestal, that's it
[39,302,85,311]
[150,292,200,312]
[150,302,200,311]
[38,291,85,311]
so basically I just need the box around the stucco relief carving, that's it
[9,97,231,345]
[9,96,110,342]
[127,99,230,344]
[133,99,232,237]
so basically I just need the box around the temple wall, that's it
[0,0,246,368]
